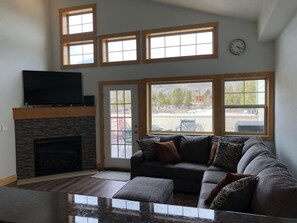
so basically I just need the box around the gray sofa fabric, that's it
[131,134,297,218]
[131,134,210,193]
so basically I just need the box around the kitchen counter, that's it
[0,186,296,223]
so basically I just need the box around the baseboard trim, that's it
[0,175,17,186]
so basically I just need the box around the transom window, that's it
[59,4,97,69]
[143,22,218,63]
[224,79,266,134]
[99,32,140,66]
[150,82,213,133]
[62,39,95,65]
[68,12,93,34]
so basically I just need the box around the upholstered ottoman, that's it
[113,176,173,204]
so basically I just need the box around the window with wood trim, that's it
[99,32,140,66]
[146,72,274,140]
[224,78,268,135]
[59,4,97,69]
[143,22,218,63]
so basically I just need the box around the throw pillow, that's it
[207,141,218,166]
[144,134,181,151]
[179,135,211,164]
[212,140,244,172]
[204,173,252,205]
[154,140,182,164]
[136,138,160,160]
[210,176,258,212]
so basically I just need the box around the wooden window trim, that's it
[142,22,218,64]
[144,72,274,141]
[99,31,141,66]
[60,36,98,69]
[59,4,97,39]
[220,73,274,141]
[59,4,97,69]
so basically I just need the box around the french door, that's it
[103,84,139,169]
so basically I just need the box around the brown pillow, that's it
[207,141,218,166]
[204,173,252,205]
[154,141,182,164]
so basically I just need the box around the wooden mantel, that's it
[13,106,96,120]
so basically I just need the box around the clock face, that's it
[229,39,246,55]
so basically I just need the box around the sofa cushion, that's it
[137,138,160,160]
[139,161,174,178]
[212,141,243,172]
[243,152,278,175]
[204,173,252,205]
[251,164,297,218]
[144,134,181,150]
[241,137,264,155]
[198,183,216,209]
[155,141,181,164]
[212,136,250,144]
[237,143,271,173]
[210,176,258,212]
[202,170,227,184]
[179,135,211,164]
[172,162,207,181]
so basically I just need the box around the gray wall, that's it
[0,0,50,179]
[275,11,297,178]
[0,0,277,180]
[49,0,275,163]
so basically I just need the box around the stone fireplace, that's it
[13,107,96,179]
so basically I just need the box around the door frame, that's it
[98,80,146,170]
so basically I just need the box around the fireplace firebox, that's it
[34,136,82,177]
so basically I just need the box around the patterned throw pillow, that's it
[136,138,160,160]
[212,141,244,172]
[210,176,258,212]
[204,173,252,205]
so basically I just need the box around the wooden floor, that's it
[8,174,127,199]
[7,174,198,207]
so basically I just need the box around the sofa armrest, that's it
[130,150,145,179]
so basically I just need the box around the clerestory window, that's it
[59,4,97,69]
[143,22,218,63]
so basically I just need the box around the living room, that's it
[0,0,297,222]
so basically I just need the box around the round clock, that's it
[229,39,246,55]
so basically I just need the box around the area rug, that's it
[92,170,130,181]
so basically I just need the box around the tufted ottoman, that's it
[113,176,174,204]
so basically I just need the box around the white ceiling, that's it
[146,0,297,41]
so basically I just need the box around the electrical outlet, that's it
[1,124,8,132]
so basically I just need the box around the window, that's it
[99,32,140,66]
[224,79,267,134]
[59,4,97,68]
[146,72,274,140]
[143,22,218,63]
[149,81,213,133]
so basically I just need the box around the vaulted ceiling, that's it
[146,0,297,41]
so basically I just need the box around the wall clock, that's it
[229,39,246,55]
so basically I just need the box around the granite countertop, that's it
[0,186,296,223]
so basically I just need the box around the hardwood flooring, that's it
[7,174,198,207]
[8,174,127,199]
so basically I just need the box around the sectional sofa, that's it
[130,134,297,219]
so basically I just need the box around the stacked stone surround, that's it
[15,116,96,179]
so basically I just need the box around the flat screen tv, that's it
[23,70,83,106]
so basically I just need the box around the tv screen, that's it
[23,70,83,106]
